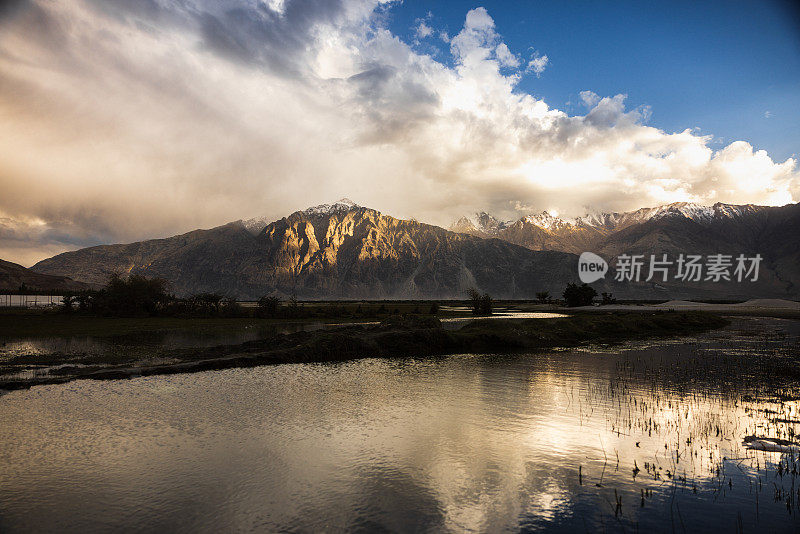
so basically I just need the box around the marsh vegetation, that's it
[0,311,727,390]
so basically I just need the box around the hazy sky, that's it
[1,0,798,266]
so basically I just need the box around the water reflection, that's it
[440,311,568,328]
[0,318,798,532]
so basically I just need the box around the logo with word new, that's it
[578,252,608,284]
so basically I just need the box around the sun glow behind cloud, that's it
[0,0,797,265]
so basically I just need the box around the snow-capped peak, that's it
[241,216,274,234]
[304,198,360,215]
[449,212,515,236]
[574,202,757,229]
[575,212,614,228]
[241,199,361,234]
[451,201,764,237]
[639,202,715,221]
[523,211,576,230]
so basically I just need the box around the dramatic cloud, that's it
[0,0,797,264]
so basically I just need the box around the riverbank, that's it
[0,311,729,391]
[0,306,442,338]
[2,297,797,338]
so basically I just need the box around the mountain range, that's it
[27,199,800,300]
[0,259,90,293]
[450,202,766,254]
[30,200,576,299]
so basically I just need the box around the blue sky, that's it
[389,0,800,162]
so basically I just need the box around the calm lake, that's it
[1,317,798,532]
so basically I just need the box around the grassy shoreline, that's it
[0,311,729,391]
[2,301,797,339]
[0,306,464,338]
[0,313,354,338]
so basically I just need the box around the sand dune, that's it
[578,298,800,313]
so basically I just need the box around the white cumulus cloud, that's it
[526,54,548,76]
[414,20,433,39]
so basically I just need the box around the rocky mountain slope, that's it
[31,202,580,299]
[0,259,90,292]
[450,202,800,299]
[30,200,800,300]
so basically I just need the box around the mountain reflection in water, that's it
[0,317,798,532]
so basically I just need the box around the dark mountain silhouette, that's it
[0,259,90,293]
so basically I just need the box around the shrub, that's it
[220,297,243,317]
[468,288,493,316]
[61,293,77,313]
[189,292,223,315]
[562,283,598,307]
[601,292,617,305]
[257,295,282,316]
[74,291,94,311]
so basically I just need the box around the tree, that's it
[257,295,282,316]
[98,274,171,316]
[562,283,597,307]
[189,292,223,315]
[468,288,493,316]
[74,291,94,311]
[61,293,76,313]
[535,291,551,304]
[601,292,617,305]
[286,295,301,317]
[220,297,243,317]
